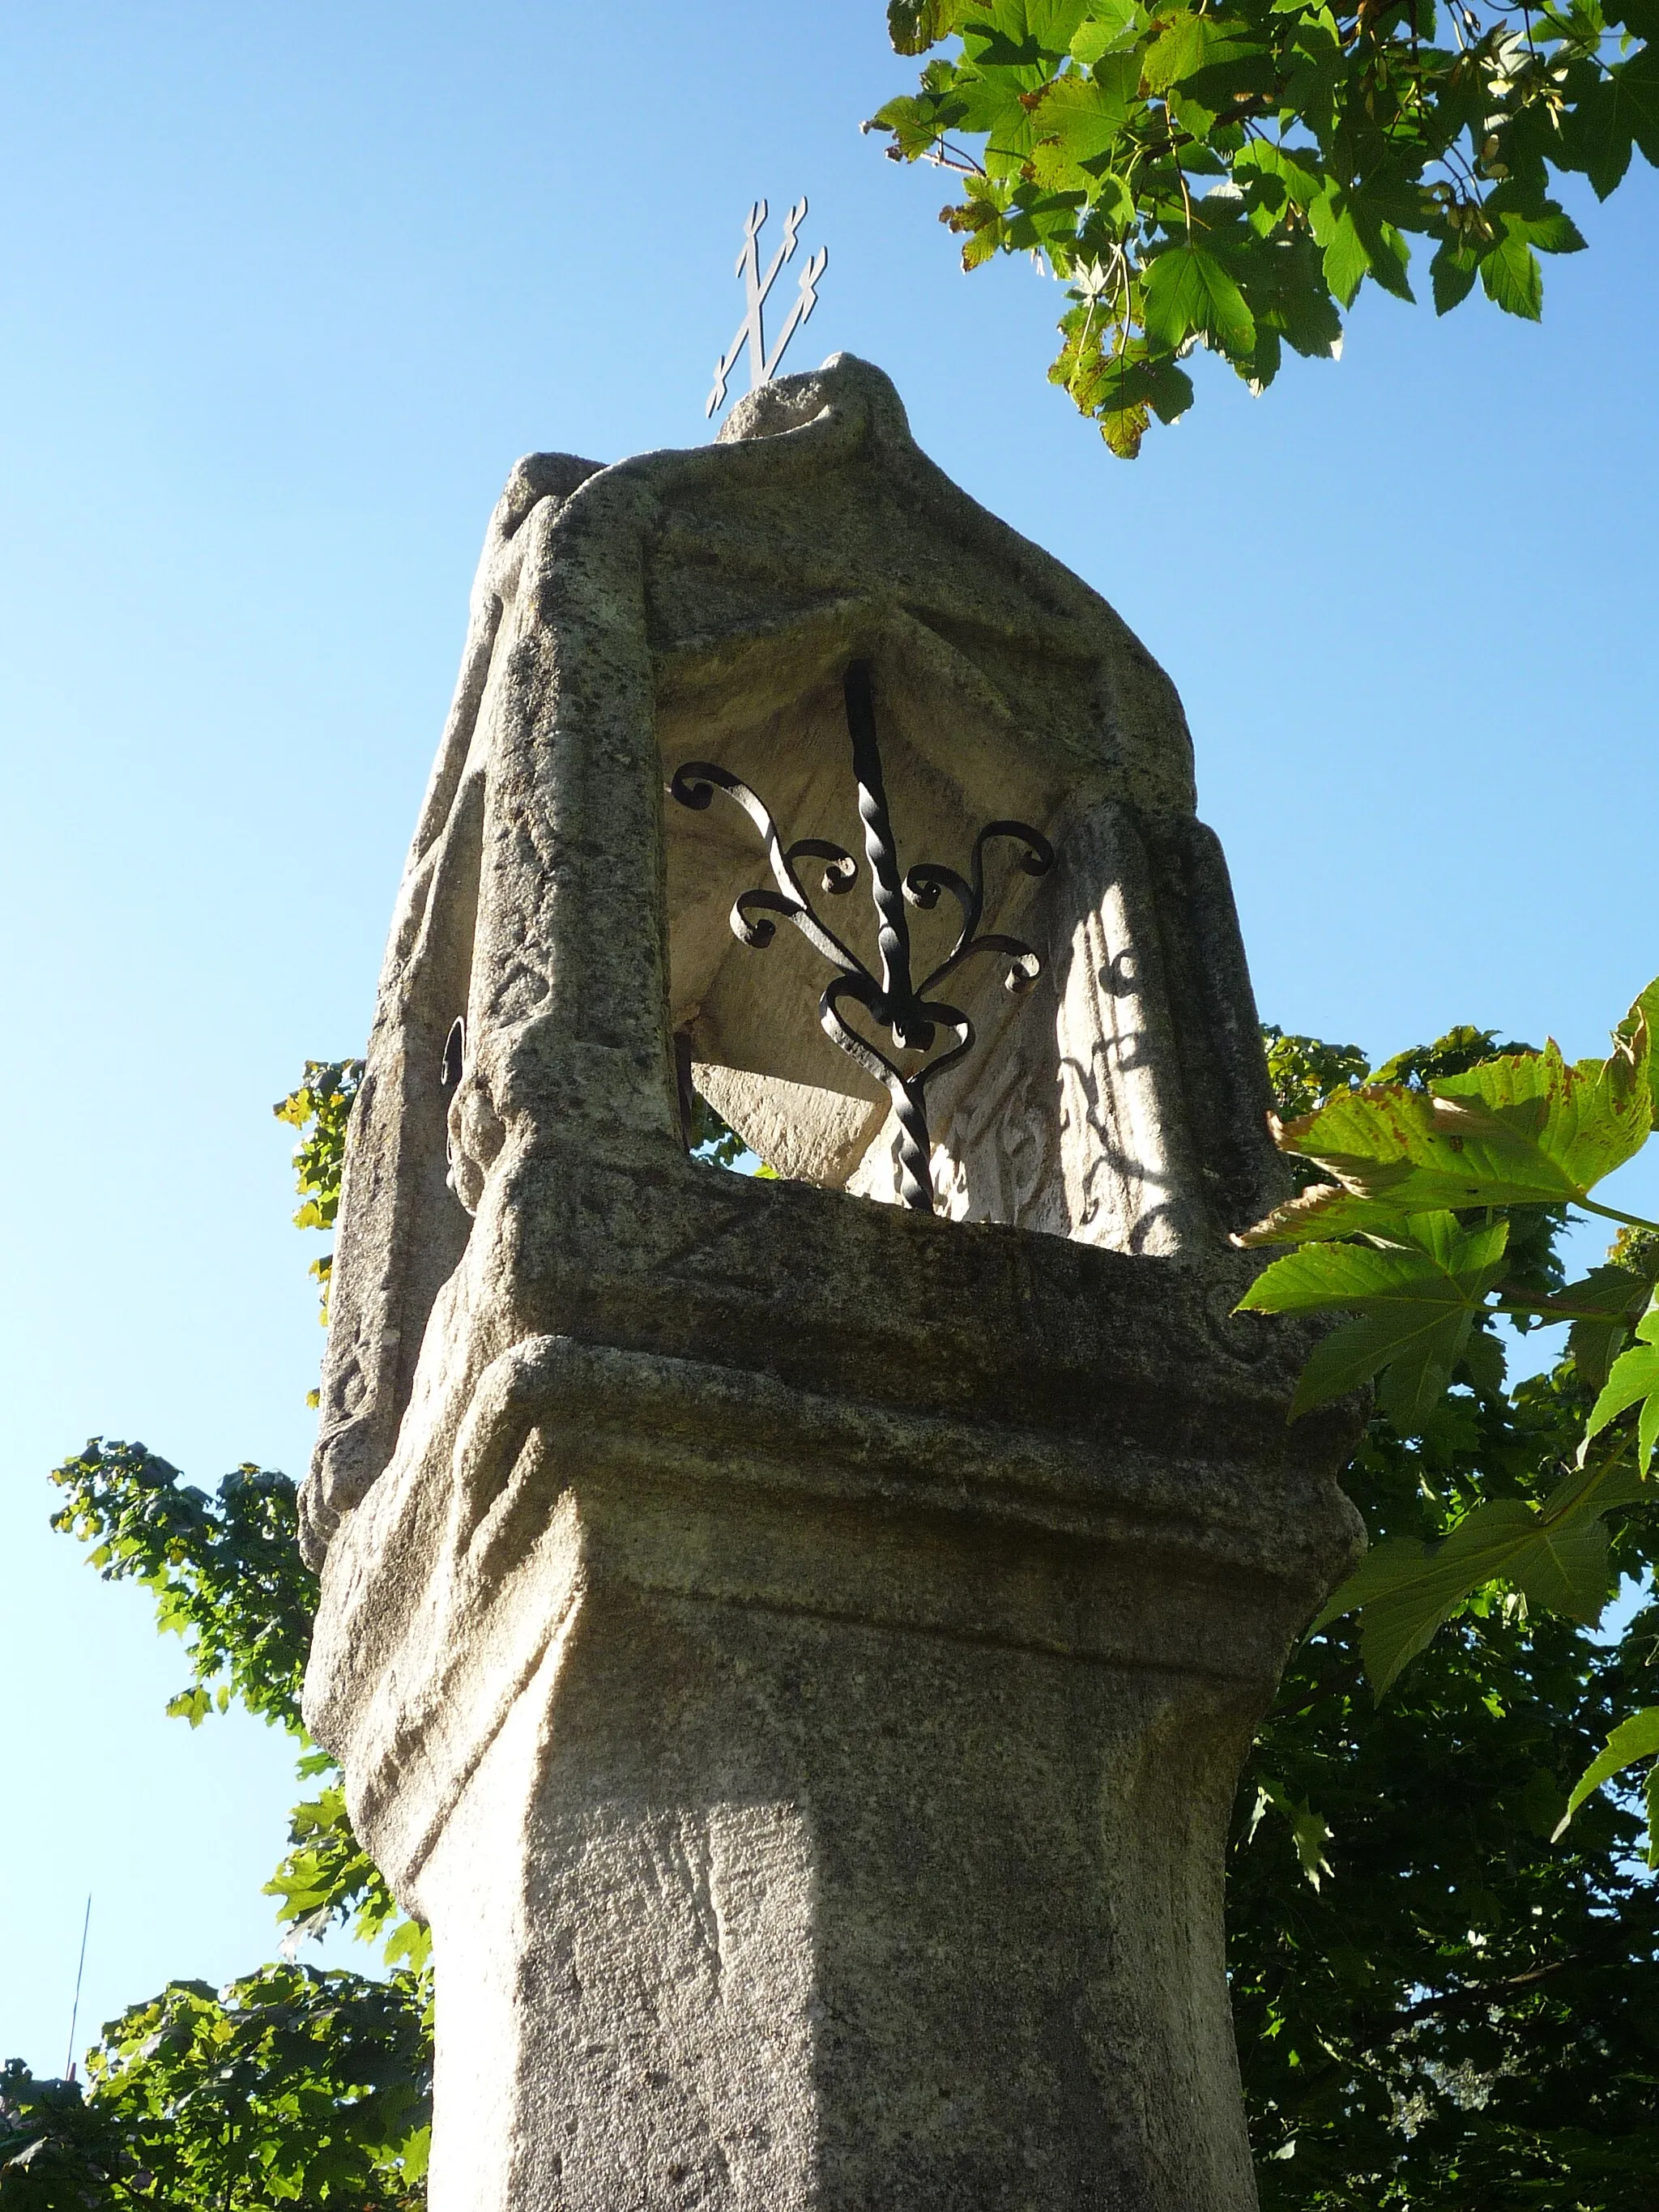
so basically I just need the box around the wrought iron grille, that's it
[670,659,1054,1214]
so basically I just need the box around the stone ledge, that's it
[309,1331,1360,1908]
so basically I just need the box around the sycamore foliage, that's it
[2,1968,430,2211]
[0,1068,428,2212]
[1235,1028,1659,2204]
[1,2065,128,2212]
[1236,1496,1659,2206]
[24,1436,429,2210]
[274,1063,363,1330]
[50,1445,311,1734]
[1239,999,1659,1870]
[46,1437,416,1974]
[872,0,1654,452]
[82,1970,430,2210]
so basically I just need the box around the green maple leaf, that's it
[1242,1001,1653,1235]
[1480,228,1544,318]
[1143,241,1256,355]
[1316,1455,1646,1694]
[1234,1183,1418,1246]
[1024,65,1141,190]
[1431,1022,1653,1187]
[1070,0,1143,59]
[1431,235,1481,314]
[1554,1260,1659,1385]
[888,0,969,53]
[1559,57,1658,194]
[1615,973,1659,1124]
[1237,1211,1509,1421]
[1585,1290,1659,1469]
[1553,1707,1659,1866]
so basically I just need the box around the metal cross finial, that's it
[706,198,829,419]
[671,662,1055,1214]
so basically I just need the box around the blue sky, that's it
[4,3,1657,2073]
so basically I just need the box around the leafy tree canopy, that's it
[2,1967,430,2212]
[1234,1029,1659,2206]
[1239,983,1659,1884]
[872,0,1654,452]
[0,1068,427,2211]
[49,1443,312,1737]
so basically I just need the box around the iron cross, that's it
[706,198,829,419]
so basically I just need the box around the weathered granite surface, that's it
[301,356,1363,2212]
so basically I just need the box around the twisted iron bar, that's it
[670,659,1054,1213]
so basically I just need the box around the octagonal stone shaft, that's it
[420,1465,1266,2210]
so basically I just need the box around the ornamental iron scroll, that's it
[670,660,1055,1214]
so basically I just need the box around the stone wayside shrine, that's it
[301,356,1362,2212]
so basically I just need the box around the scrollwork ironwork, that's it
[671,659,1053,1214]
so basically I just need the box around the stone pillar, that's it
[301,356,1361,2210]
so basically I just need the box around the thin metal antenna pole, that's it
[63,1894,92,2082]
